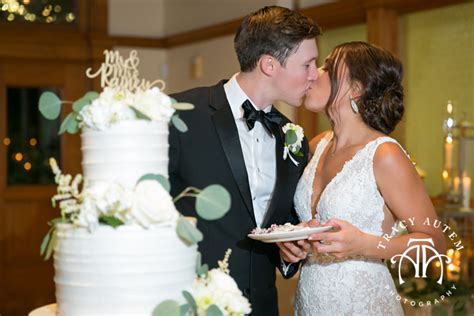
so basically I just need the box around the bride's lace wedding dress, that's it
[293,132,404,316]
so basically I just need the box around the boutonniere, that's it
[282,123,304,166]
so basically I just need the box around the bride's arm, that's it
[308,142,446,259]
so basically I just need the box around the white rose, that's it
[207,270,240,293]
[294,125,304,142]
[133,87,175,121]
[228,295,252,314]
[131,180,178,227]
[79,88,135,130]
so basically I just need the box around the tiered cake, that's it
[44,51,197,316]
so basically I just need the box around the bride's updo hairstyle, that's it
[324,41,404,134]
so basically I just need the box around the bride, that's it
[277,42,446,315]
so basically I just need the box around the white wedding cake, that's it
[42,51,198,316]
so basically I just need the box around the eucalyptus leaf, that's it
[82,91,99,102]
[197,263,209,277]
[285,129,297,145]
[172,102,195,111]
[195,252,209,276]
[152,300,180,316]
[39,91,62,120]
[99,216,124,228]
[131,106,152,120]
[195,252,202,273]
[179,304,190,316]
[40,227,54,257]
[137,174,170,192]
[44,229,57,261]
[58,112,79,135]
[66,112,80,134]
[72,97,91,113]
[50,217,67,225]
[294,150,304,157]
[170,97,177,104]
[171,115,188,132]
[206,305,223,316]
[196,185,231,220]
[182,291,197,316]
[177,217,203,245]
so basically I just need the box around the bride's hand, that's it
[307,219,367,258]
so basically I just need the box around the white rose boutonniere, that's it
[282,123,304,166]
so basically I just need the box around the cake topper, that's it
[86,50,166,93]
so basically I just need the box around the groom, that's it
[169,6,321,315]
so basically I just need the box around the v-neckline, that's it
[309,133,382,217]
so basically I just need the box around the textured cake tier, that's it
[81,120,169,187]
[54,223,197,316]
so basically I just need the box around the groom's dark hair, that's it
[234,6,321,72]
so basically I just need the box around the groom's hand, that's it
[276,239,311,263]
[276,219,321,262]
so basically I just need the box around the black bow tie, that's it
[242,100,282,135]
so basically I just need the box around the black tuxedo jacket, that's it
[169,80,308,316]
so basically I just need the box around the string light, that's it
[65,12,74,22]
[29,138,37,146]
[24,161,31,171]
[14,152,23,161]
[3,137,10,146]
[0,0,75,23]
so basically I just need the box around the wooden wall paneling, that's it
[3,202,56,316]
[88,0,108,36]
[0,64,6,192]
[366,7,406,144]
[0,62,6,315]
[62,62,92,175]
[367,7,400,56]
[0,2,99,314]
[0,58,90,315]
[302,0,366,30]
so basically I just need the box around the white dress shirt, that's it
[224,73,277,227]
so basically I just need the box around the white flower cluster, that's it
[79,87,175,130]
[282,123,304,153]
[192,250,252,316]
[282,123,304,166]
[79,180,179,230]
[49,159,178,231]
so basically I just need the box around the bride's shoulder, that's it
[372,140,411,172]
[309,130,332,155]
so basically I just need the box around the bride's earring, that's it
[350,97,359,114]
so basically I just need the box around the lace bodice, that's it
[293,132,404,315]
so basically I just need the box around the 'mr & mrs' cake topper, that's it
[86,50,165,93]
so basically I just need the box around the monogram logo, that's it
[390,238,451,285]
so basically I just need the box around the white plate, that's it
[248,226,333,243]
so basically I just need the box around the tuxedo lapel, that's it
[210,82,255,224]
[261,119,288,228]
